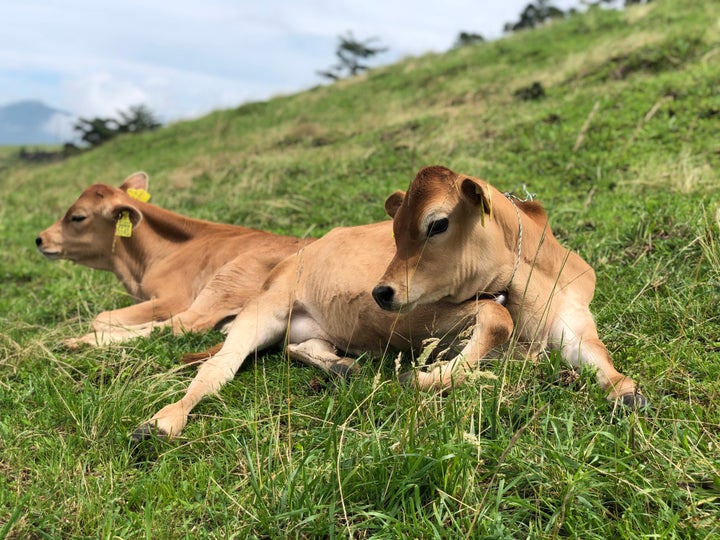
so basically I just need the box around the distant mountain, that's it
[0,100,75,146]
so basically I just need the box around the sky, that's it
[1,0,581,140]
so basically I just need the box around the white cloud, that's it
[41,112,76,143]
[0,0,586,122]
[61,73,150,119]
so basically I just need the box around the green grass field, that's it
[1,1,719,537]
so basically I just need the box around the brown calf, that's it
[373,165,646,406]
[133,165,646,440]
[36,172,310,347]
[134,220,512,439]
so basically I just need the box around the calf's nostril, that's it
[35,236,43,247]
[372,285,395,309]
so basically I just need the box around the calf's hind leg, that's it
[287,339,360,378]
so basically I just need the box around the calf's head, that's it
[373,165,511,312]
[35,172,147,270]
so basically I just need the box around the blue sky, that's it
[2,0,580,138]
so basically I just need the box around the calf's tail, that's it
[181,342,223,364]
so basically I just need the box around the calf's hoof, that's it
[620,392,649,409]
[328,358,360,379]
[131,423,169,442]
[398,370,416,386]
[62,338,85,350]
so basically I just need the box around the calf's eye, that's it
[427,217,449,238]
[71,215,87,223]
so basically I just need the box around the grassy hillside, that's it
[1,1,719,537]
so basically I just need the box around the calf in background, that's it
[36,172,310,347]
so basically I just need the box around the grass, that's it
[1,0,719,537]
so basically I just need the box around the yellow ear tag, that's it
[487,188,493,221]
[127,188,151,202]
[477,186,486,227]
[476,185,492,226]
[115,211,133,237]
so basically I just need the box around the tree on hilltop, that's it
[504,0,565,32]
[453,32,485,48]
[318,32,389,81]
[74,105,161,148]
[115,105,161,134]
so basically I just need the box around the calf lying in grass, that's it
[36,172,310,347]
[134,218,512,439]
[373,165,645,405]
[135,165,644,440]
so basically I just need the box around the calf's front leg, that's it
[64,298,181,348]
[132,291,291,439]
[401,300,513,391]
[553,310,648,407]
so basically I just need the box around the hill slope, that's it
[1,1,718,538]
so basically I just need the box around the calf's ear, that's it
[384,190,405,218]
[105,204,143,227]
[120,172,149,192]
[460,177,492,216]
